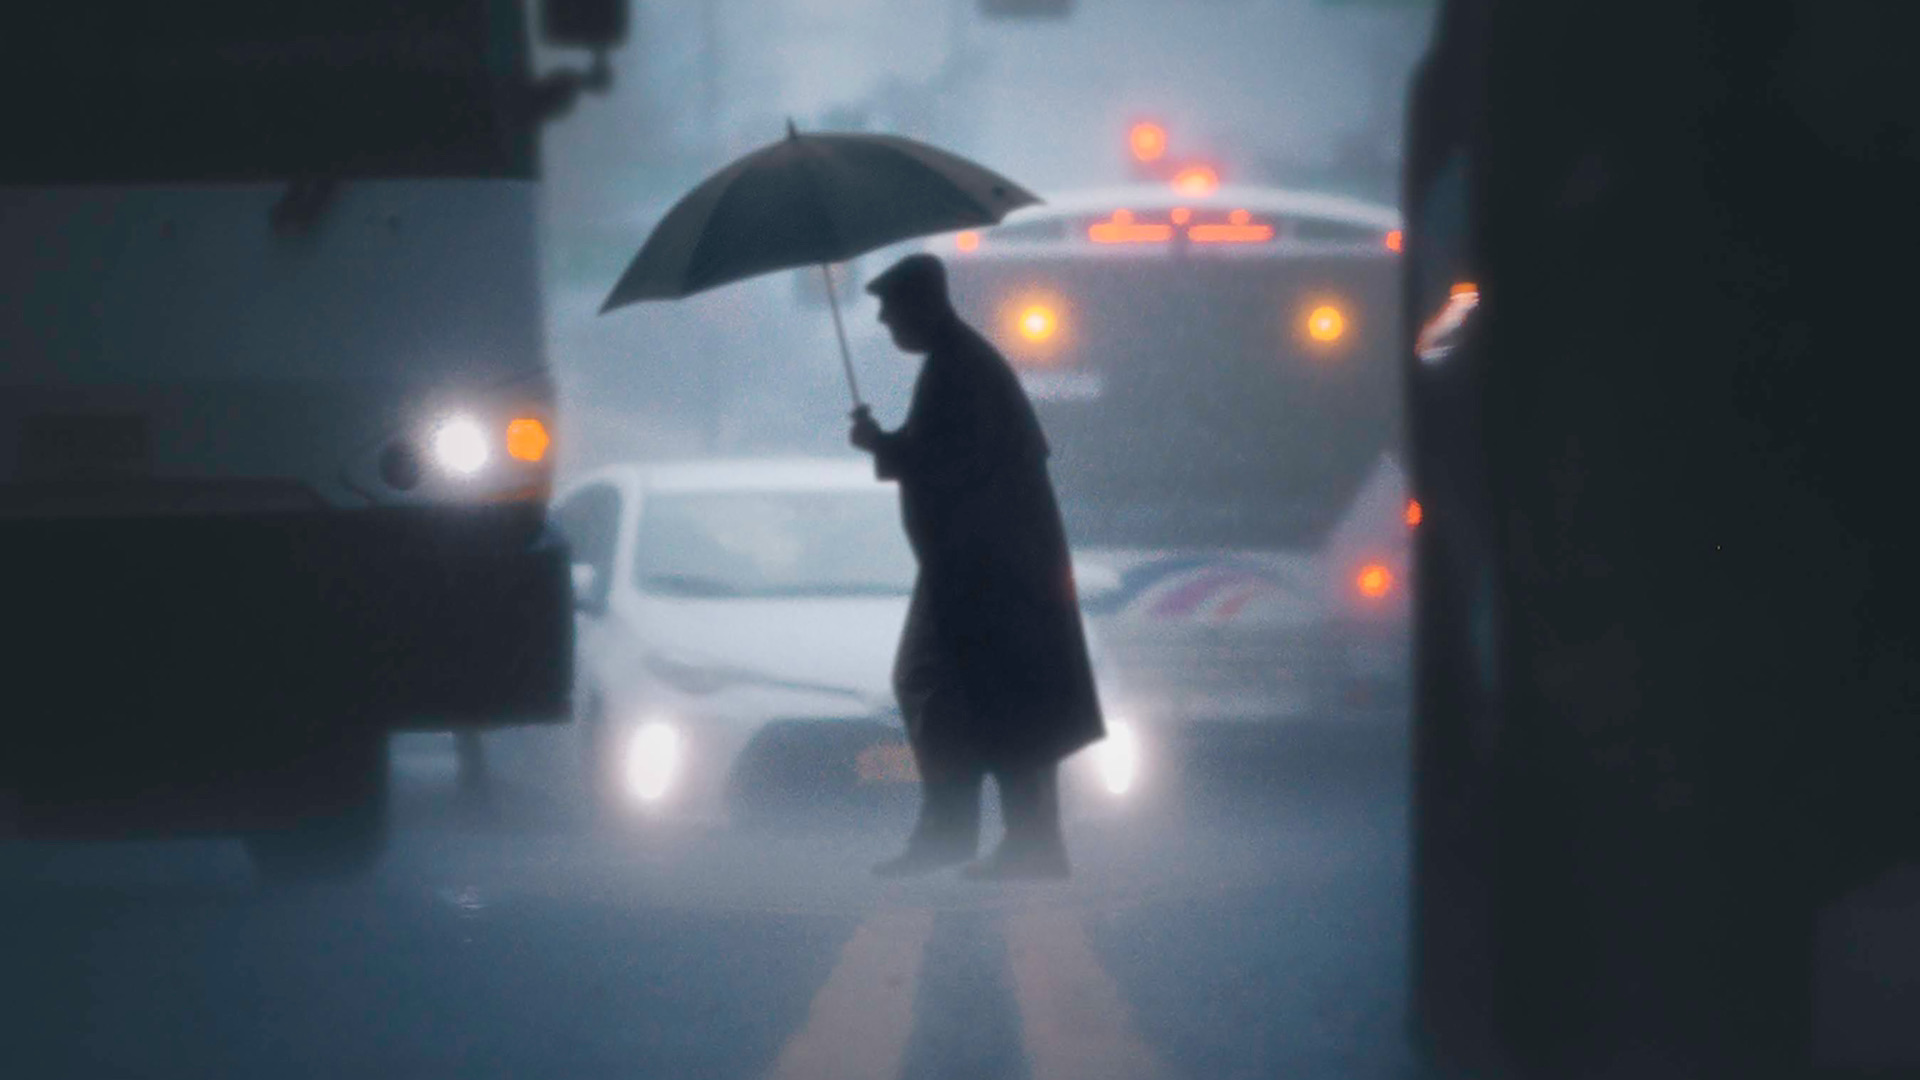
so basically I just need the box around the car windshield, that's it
[633,489,917,599]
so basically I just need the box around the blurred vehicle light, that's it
[1018,304,1060,342]
[431,414,490,476]
[1406,499,1424,527]
[1305,303,1348,344]
[1171,165,1220,197]
[1189,210,1274,244]
[625,720,682,803]
[506,417,550,462]
[1000,292,1070,360]
[1357,563,1393,598]
[1128,122,1168,163]
[1386,229,1404,253]
[1089,209,1174,244]
[955,230,981,253]
[1091,718,1140,795]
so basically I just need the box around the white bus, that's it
[0,0,622,877]
[919,182,1412,792]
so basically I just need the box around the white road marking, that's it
[1007,904,1176,1080]
[766,906,934,1080]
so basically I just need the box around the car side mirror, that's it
[541,0,629,49]
[571,563,608,615]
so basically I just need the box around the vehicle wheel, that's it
[244,728,388,884]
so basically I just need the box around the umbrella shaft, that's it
[821,263,862,406]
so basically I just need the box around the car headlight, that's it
[431,414,492,477]
[1090,718,1140,796]
[624,720,683,803]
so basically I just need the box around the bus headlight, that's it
[625,720,683,803]
[431,414,491,477]
[1018,303,1059,343]
[999,291,1071,363]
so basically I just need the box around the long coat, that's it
[870,319,1104,770]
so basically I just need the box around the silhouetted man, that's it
[849,253,1103,880]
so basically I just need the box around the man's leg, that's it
[967,763,1069,879]
[873,744,982,877]
[905,743,984,855]
[876,589,983,877]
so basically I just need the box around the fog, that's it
[3,2,1434,1077]
[12,2,1920,1076]
[533,0,1428,473]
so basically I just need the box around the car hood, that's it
[634,593,911,708]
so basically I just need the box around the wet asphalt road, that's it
[1,711,1422,1080]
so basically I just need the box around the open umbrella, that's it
[598,122,1040,406]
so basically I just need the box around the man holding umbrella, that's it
[599,124,1099,877]
[850,253,1103,880]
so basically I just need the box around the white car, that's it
[551,456,1141,825]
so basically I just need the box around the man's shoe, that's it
[872,845,974,879]
[959,844,1070,882]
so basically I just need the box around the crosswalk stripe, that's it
[1007,905,1176,1080]
[766,906,934,1080]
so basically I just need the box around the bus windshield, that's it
[3,1,533,184]
[948,252,1400,550]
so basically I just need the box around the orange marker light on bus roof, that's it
[1357,563,1393,598]
[1128,122,1169,163]
[955,230,981,253]
[1406,499,1424,527]
[1189,224,1274,243]
[1386,229,1404,253]
[1189,210,1275,244]
[1171,165,1219,197]
[506,417,550,463]
[1089,209,1174,244]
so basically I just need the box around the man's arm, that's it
[851,370,1002,488]
[848,406,910,480]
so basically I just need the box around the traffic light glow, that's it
[1128,122,1169,163]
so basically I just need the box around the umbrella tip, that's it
[786,117,799,140]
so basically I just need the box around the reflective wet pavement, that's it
[1,711,1420,1080]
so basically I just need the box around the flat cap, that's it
[865,253,949,306]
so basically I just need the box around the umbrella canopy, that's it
[599,125,1041,310]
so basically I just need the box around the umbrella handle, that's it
[820,263,863,408]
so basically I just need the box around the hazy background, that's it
[526,0,1432,475]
